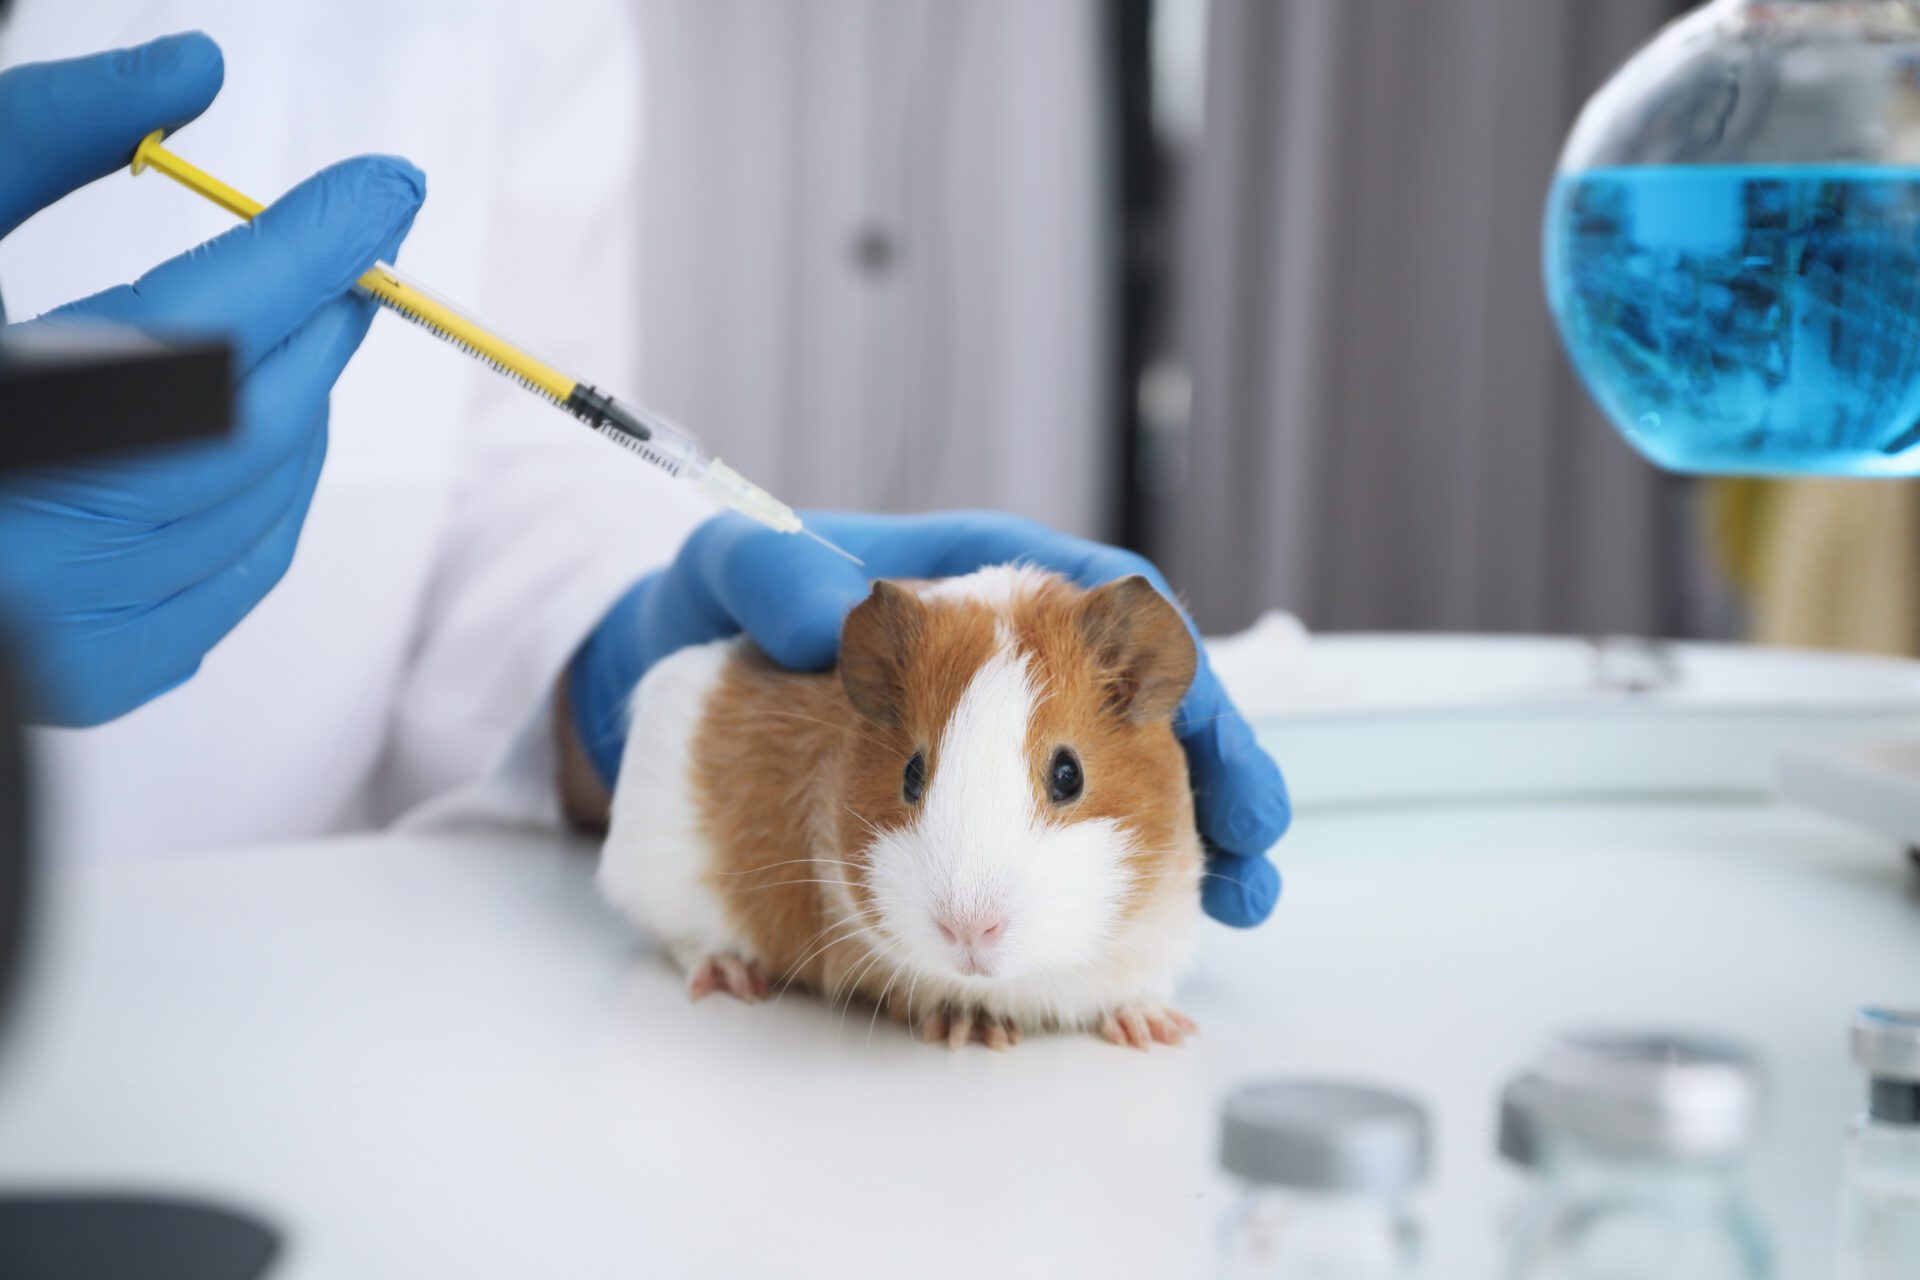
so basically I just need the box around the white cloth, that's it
[0,0,707,859]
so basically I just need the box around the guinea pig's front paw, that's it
[1098,1003,1197,1051]
[685,953,770,1003]
[918,1007,1023,1052]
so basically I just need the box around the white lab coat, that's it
[0,1,707,859]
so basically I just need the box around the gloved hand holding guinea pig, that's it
[566,511,1290,1049]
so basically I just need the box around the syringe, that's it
[129,131,860,564]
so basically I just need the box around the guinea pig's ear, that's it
[1076,576,1196,724]
[840,581,926,726]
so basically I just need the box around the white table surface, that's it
[0,798,1914,1279]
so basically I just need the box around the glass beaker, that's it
[1545,0,1920,475]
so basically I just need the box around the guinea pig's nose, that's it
[936,913,1006,952]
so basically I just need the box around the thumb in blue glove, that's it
[0,33,426,726]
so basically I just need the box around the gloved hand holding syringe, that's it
[130,130,860,565]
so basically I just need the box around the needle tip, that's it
[802,526,865,567]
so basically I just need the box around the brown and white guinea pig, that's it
[598,565,1206,1050]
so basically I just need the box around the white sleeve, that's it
[376,1,708,829]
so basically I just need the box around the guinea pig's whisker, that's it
[766,913,885,1010]
[716,856,863,877]
[829,948,890,1025]
[902,969,923,1032]
[865,964,906,1045]
[734,878,860,897]
[844,950,890,1011]
[841,805,889,843]
[752,708,895,753]
[781,917,872,978]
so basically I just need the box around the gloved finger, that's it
[58,416,328,609]
[1176,664,1292,857]
[702,514,875,671]
[37,152,424,372]
[635,517,758,656]
[0,32,223,240]
[126,409,331,690]
[667,510,1065,669]
[1201,847,1283,929]
[32,289,379,523]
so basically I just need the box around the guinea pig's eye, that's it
[1047,748,1084,804]
[902,750,927,805]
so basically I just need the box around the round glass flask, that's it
[1545,0,1920,475]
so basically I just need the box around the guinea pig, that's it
[598,564,1205,1050]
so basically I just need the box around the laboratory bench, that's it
[0,792,1912,1278]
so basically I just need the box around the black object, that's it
[0,332,232,467]
[1101,0,1159,556]
[0,330,231,1030]
[0,1196,279,1280]
[1871,1079,1920,1127]
[0,330,279,1279]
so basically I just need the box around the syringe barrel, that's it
[587,392,801,534]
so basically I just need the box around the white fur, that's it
[918,563,1058,611]
[599,639,745,970]
[864,645,1127,985]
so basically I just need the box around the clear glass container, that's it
[1511,1143,1771,1279]
[1217,1081,1429,1280]
[1544,0,1920,475]
[1842,1008,1920,1279]
[1503,1032,1771,1280]
[1219,1187,1417,1280]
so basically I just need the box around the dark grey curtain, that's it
[1159,0,1696,637]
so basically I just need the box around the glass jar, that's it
[1544,0,1920,475]
[1842,1008,1920,1279]
[1217,1080,1430,1280]
[1504,1032,1771,1280]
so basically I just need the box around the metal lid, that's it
[1520,1031,1766,1162]
[1220,1080,1431,1195]
[1851,1008,1920,1084]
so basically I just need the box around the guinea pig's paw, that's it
[918,1007,1023,1053]
[685,953,770,1004]
[1098,1003,1198,1051]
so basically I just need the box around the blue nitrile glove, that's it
[570,511,1291,927]
[0,33,426,726]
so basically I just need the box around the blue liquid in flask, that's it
[1545,165,1920,475]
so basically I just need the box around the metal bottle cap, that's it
[1520,1031,1766,1162]
[1851,1008,1920,1084]
[1220,1081,1432,1195]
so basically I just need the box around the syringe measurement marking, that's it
[383,297,674,468]
[591,424,687,475]
[382,298,567,408]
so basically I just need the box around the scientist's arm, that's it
[0,33,425,726]
[559,512,1292,928]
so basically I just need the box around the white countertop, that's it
[0,796,1913,1279]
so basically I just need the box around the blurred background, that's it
[632,0,1916,655]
